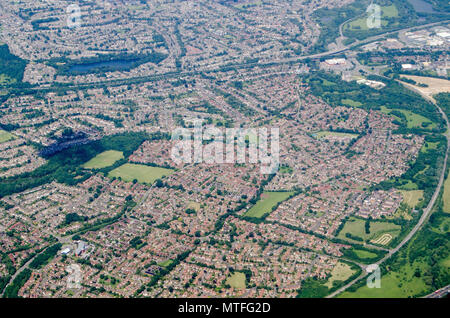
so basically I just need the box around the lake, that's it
[407,0,438,14]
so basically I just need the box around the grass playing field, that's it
[226,272,246,289]
[443,174,450,213]
[108,163,174,185]
[83,150,124,169]
[337,217,401,244]
[352,248,378,259]
[314,131,358,139]
[0,130,14,143]
[325,262,355,288]
[158,259,174,268]
[244,191,294,218]
[341,98,363,107]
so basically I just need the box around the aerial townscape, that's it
[0,0,449,300]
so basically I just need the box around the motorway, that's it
[423,284,450,298]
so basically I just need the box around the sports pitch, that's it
[108,163,174,185]
[83,150,124,169]
[244,191,294,218]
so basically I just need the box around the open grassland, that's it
[187,201,201,212]
[0,74,15,85]
[0,130,14,143]
[338,259,430,298]
[444,174,450,213]
[244,191,294,218]
[108,163,174,185]
[325,262,355,288]
[399,190,424,208]
[337,217,401,244]
[158,259,174,268]
[345,4,398,31]
[341,98,362,107]
[226,272,246,289]
[315,131,358,139]
[380,106,435,129]
[421,141,439,153]
[83,150,124,169]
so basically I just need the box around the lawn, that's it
[0,130,14,143]
[337,217,401,244]
[315,131,358,139]
[244,191,294,218]
[83,150,124,169]
[325,262,355,288]
[108,163,174,185]
[187,201,201,212]
[397,180,419,190]
[341,98,362,107]
[0,74,16,85]
[399,190,424,209]
[353,248,378,259]
[158,259,174,268]
[444,174,450,213]
[380,106,435,129]
[226,272,246,289]
[421,141,439,153]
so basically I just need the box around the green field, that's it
[399,190,423,209]
[83,150,124,169]
[339,259,430,298]
[108,163,174,184]
[345,5,399,31]
[315,131,358,139]
[421,141,439,153]
[0,130,14,143]
[341,98,362,107]
[325,262,356,288]
[380,106,435,129]
[444,174,450,213]
[158,259,174,268]
[0,74,16,85]
[226,272,246,289]
[353,248,378,259]
[244,191,294,218]
[337,217,401,244]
